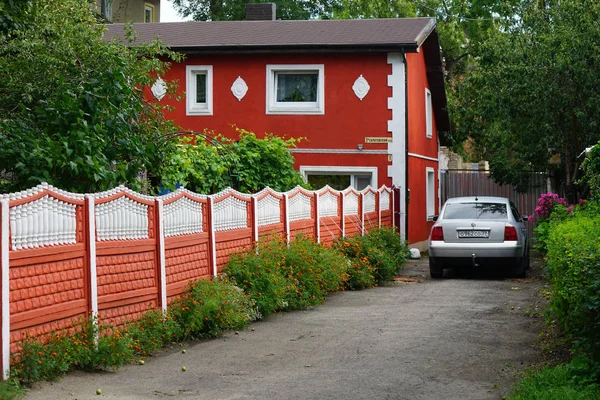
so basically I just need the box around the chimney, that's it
[245,3,276,21]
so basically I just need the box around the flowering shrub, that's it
[334,228,409,289]
[530,192,570,222]
[12,317,134,384]
[530,193,583,254]
[224,236,349,317]
[169,278,257,339]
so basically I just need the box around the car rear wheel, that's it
[511,258,526,278]
[429,258,443,279]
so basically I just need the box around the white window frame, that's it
[299,166,377,190]
[425,88,432,139]
[266,64,325,115]
[186,65,213,116]
[144,3,154,22]
[426,167,435,220]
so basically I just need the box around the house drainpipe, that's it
[401,51,409,243]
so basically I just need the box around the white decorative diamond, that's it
[151,77,167,101]
[352,75,370,101]
[230,76,248,101]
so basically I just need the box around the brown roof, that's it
[104,18,436,51]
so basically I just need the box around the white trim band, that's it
[408,152,439,162]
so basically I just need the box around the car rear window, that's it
[443,202,508,220]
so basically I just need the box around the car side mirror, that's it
[432,216,439,222]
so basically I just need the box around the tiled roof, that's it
[104,18,436,51]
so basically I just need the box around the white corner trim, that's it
[299,166,378,189]
[290,148,387,155]
[1,199,10,380]
[231,76,248,101]
[387,53,406,240]
[408,152,439,162]
[266,64,325,115]
[352,75,370,100]
[186,65,213,116]
[156,199,167,313]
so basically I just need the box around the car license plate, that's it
[458,230,489,238]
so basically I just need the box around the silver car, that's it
[428,196,529,278]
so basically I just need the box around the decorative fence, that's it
[0,183,394,378]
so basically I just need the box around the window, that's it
[100,0,112,21]
[266,65,324,114]
[186,66,213,116]
[300,166,377,191]
[443,203,508,220]
[425,88,432,138]
[426,167,435,220]
[144,4,154,22]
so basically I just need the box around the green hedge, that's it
[546,208,600,365]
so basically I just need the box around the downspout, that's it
[401,51,409,243]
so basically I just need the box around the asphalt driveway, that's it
[26,258,544,400]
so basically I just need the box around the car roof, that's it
[444,196,510,204]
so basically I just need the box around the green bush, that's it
[224,236,349,317]
[126,309,183,356]
[11,317,134,384]
[546,203,600,365]
[169,278,256,339]
[335,228,409,289]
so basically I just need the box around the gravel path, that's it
[25,258,544,400]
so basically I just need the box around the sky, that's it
[160,0,192,22]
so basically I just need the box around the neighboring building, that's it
[95,0,160,23]
[105,5,450,248]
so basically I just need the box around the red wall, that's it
[160,53,394,187]
[406,51,439,244]
[158,50,441,244]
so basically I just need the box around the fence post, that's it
[207,197,217,277]
[1,199,10,380]
[377,190,382,228]
[251,196,258,252]
[314,192,320,244]
[84,195,98,330]
[283,193,290,245]
[340,191,346,238]
[360,192,365,236]
[155,199,167,313]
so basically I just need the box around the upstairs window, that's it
[186,66,213,116]
[266,65,324,114]
[144,4,154,22]
[425,88,432,138]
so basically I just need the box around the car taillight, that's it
[504,226,518,241]
[431,226,444,241]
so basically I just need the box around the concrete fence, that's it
[0,183,395,378]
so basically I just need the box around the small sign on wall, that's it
[365,137,393,144]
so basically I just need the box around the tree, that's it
[171,0,339,21]
[450,0,600,197]
[0,0,182,193]
[160,127,306,194]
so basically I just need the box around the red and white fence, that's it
[0,183,394,378]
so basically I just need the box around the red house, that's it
[105,6,450,249]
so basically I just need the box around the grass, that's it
[507,358,600,400]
